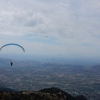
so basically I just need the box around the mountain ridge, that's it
[0,87,88,100]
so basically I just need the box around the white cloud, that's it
[0,0,100,38]
[0,0,100,58]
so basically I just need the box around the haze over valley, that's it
[0,58,99,100]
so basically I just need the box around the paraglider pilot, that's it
[10,62,13,66]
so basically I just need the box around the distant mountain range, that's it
[0,57,41,67]
[0,57,100,73]
[0,87,88,100]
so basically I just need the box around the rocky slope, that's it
[0,87,88,100]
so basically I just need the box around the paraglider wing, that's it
[0,43,25,52]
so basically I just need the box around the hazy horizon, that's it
[0,53,100,66]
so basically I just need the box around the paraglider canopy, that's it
[0,43,25,52]
[0,43,25,66]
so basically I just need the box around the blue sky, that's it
[0,0,100,61]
